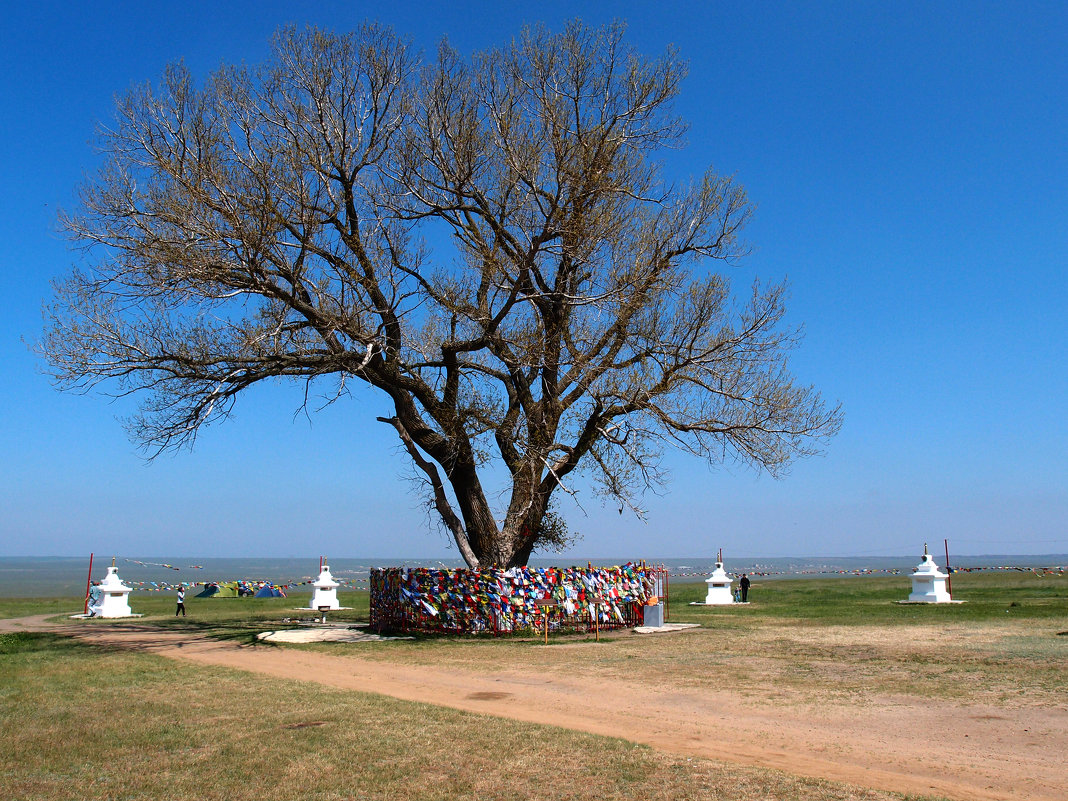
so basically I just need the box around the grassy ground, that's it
[2,571,1062,800]
[290,571,1068,708]
[0,629,927,801]
[668,570,1068,625]
[3,592,369,643]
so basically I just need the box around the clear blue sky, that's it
[2,1,1065,560]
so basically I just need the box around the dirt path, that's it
[4,616,1063,801]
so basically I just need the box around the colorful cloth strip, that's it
[370,564,658,634]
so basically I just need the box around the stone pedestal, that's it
[309,564,340,610]
[702,562,735,605]
[908,553,952,603]
[90,566,134,618]
[642,602,665,627]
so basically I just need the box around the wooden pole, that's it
[83,553,94,614]
[944,539,953,598]
[534,598,556,644]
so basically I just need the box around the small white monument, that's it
[308,561,341,611]
[695,562,735,605]
[687,551,739,606]
[90,564,135,618]
[907,544,952,603]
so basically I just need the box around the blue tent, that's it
[254,584,285,598]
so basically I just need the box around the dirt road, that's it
[4,616,1063,801]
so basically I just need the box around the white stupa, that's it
[907,545,953,603]
[308,561,341,610]
[90,564,135,618]
[704,562,735,604]
[692,561,735,605]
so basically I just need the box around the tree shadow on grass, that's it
[0,630,100,656]
[53,617,281,649]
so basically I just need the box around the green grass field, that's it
[2,571,1064,801]
[668,569,1068,623]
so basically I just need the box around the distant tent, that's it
[196,581,239,598]
[254,584,286,598]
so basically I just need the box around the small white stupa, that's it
[689,551,739,606]
[907,544,952,603]
[308,560,341,610]
[703,562,735,604]
[90,563,135,618]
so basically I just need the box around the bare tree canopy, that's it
[40,21,841,568]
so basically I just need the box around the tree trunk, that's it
[447,467,551,568]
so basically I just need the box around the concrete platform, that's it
[257,625,413,643]
[633,622,702,634]
[292,607,353,611]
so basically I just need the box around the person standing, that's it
[739,573,751,603]
[175,585,186,616]
[87,581,102,616]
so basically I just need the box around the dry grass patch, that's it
[295,618,1067,711]
[296,573,1068,711]
[0,631,933,801]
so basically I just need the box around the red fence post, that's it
[83,553,94,615]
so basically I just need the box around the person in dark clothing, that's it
[175,585,186,616]
[739,573,751,602]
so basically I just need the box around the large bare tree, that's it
[40,22,841,568]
